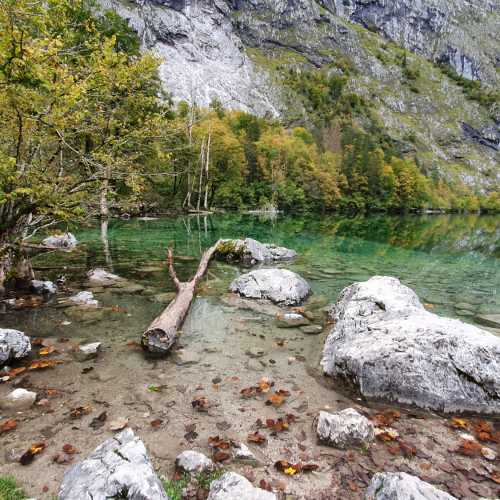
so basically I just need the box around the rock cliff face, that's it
[101,0,499,189]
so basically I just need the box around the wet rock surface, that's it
[42,233,77,250]
[230,269,310,306]
[321,276,500,414]
[30,280,57,295]
[86,268,124,286]
[217,238,297,265]
[68,291,99,307]
[207,472,276,500]
[317,408,375,449]
[1,388,37,410]
[58,428,168,500]
[0,329,31,366]
[365,472,457,500]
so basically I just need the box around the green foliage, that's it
[161,469,224,500]
[0,476,26,500]
[162,475,189,500]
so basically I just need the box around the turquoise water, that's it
[3,213,499,338]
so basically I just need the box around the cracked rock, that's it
[365,472,457,500]
[317,408,374,448]
[217,238,296,265]
[0,329,31,366]
[321,276,500,414]
[58,428,168,500]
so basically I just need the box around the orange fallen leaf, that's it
[450,417,469,430]
[20,442,47,465]
[39,346,56,356]
[70,405,92,419]
[208,436,231,450]
[28,359,63,370]
[491,471,500,484]
[213,451,231,462]
[62,444,78,455]
[191,396,210,412]
[0,419,17,434]
[456,438,482,457]
[247,431,267,445]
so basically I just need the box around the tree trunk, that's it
[0,243,34,295]
[141,239,221,355]
[203,132,211,210]
[100,166,110,218]
[196,138,205,212]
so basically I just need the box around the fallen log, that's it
[141,239,221,356]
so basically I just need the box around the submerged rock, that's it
[1,388,37,410]
[153,292,176,304]
[216,238,296,265]
[58,428,168,500]
[230,269,310,306]
[30,279,57,295]
[300,324,323,335]
[475,313,500,329]
[317,409,374,449]
[175,450,213,474]
[87,268,123,286]
[207,472,276,500]
[365,472,457,500]
[321,276,500,414]
[74,342,101,362]
[275,311,310,328]
[68,291,99,307]
[42,232,77,250]
[0,329,31,366]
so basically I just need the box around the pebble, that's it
[246,347,265,358]
[1,388,37,410]
[481,446,497,461]
[74,342,102,361]
[300,324,323,334]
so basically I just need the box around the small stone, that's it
[175,450,213,474]
[1,388,37,410]
[246,347,265,358]
[275,312,310,328]
[300,325,323,334]
[454,302,475,312]
[74,342,101,362]
[232,442,257,463]
[86,268,123,286]
[174,350,200,365]
[208,472,276,500]
[109,417,129,432]
[481,446,497,461]
[212,376,222,384]
[317,408,374,449]
[288,357,296,365]
[153,292,176,304]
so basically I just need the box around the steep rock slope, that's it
[102,0,499,190]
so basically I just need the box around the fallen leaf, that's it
[266,418,289,434]
[89,411,107,429]
[375,427,399,442]
[208,436,231,450]
[371,410,401,427]
[472,419,495,442]
[39,346,56,356]
[191,396,210,412]
[20,442,47,465]
[52,452,73,464]
[450,417,469,430]
[247,432,267,445]
[456,438,482,457]
[62,444,78,455]
[266,393,285,407]
[151,419,163,429]
[28,359,63,370]
[0,419,17,434]
[257,377,273,393]
[491,471,500,484]
[259,479,272,492]
[70,405,92,419]
[274,460,318,475]
[213,451,231,462]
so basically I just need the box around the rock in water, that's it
[230,269,310,306]
[1,388,37,410]
[58,428,168,500]
[175,450,213,474]
[365,472,457,500]
[321,276,500,414]
[207,472,276,500]
[68,291,99,307]
[87,268,123,286]
[0,329,31,366]
[42,232,77,250]
[475,313,500,329]
[317,409,374,448]
[217,238,296,265]
[30,279,57,295]
[74,342,102,362]
[275,311,310,327]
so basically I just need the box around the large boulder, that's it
[321,276,500,414]
[365,472,457,500]
[30,279,57,295]
[42,232,77,250]
[216,238,296,265]
[0,329,31,366]
[317,409,374,449]
[58,428,168,500]
[229,269,310,306]
[207,472,276,500]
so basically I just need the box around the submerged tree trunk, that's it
[141,239,221,355]
[0,242,34,295]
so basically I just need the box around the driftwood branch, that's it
[141,239,221,355]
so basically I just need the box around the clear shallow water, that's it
[2,213,499,338]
